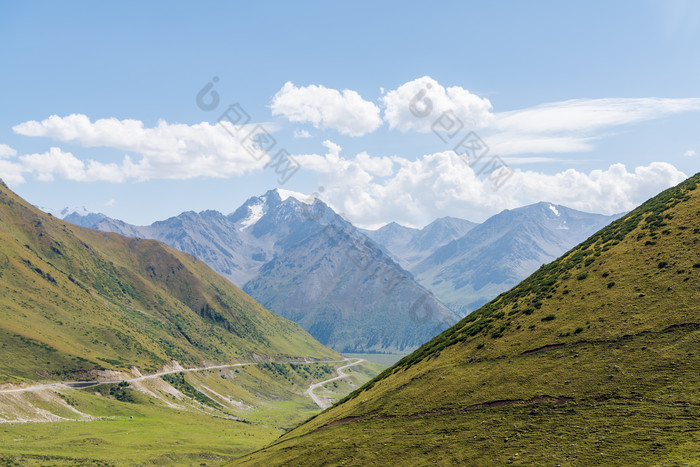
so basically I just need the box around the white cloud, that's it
[486,97,700,156]
[381,76,494,133]
[19,147,92,182]
[293,129,312,138]
[380,77,700,156]
[294,140,395,195]
[271,82,382,136]
[297,142,687,228]
[487,133,596,156]
[10,114,274,183]
[684,149,697,157]
[0,144,17,158]
[0,147,120,185]
[0,160,25,185]
[105,199,116,206]
[493,97,700,134]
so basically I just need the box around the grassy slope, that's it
[238,174,700,465]
[0,359,386,465]
[0,179,337,383]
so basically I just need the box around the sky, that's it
[1,0,699,228]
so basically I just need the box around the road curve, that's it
[305,358,366,409]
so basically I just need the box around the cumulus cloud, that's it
[19,147,98,182]
[0,147,128,184]
[0,144,17,158]
[381,76,494,133]
[0,160,25,185]
[271,82,382,136]
[297,142,687,228]
[295,140,395,186]
[684,149,697,157]
[10,114,275,183]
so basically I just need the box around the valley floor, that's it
[0,357,383,465]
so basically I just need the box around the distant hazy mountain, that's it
[412,202,622,315]
[38,206,109,228]
[56,190,457,353]
[363,216,477,268]
[242,197,457,353]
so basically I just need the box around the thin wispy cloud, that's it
[493,97,700,134]
[293,129,312,138]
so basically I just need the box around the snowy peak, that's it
[58,206,93,218]
[36,206,107,228]
[37,205,93,218]
[228,192,278,227]
[274,188,313,204]
[230,189,322,231]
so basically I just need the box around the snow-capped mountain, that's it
[58,189,457,353]
[47,193,623,350]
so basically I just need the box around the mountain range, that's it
[61,190,457,353]
[238,172,700,465]
[52,191,622,354]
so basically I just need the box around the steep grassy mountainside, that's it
[238,174,700,465]
[0,180,337,384]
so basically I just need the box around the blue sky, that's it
[1,1,699,227]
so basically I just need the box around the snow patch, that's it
[239,203,264,229]
[548,204,560,217]
[276,188,314,204]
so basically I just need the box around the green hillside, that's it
[238,173,700,465]
[0,179,337,383]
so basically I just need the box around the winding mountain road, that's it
[305,358,366,409]
[0,359,349,396]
